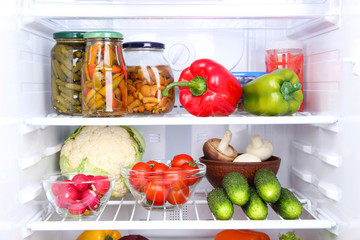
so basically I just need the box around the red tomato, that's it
[167,185,190,205]
[181,162,200,185]
[164,167,187,190]
[152,162,170,172]
[171,154,194,168]
[129,162,152,192]
[144,181,169,206]
[146,160,158,168]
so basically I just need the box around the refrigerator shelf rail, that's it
[20,0,340,39]
[24,112,338,126]
[28,190,336,232]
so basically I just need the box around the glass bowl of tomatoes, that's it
[42,172,115,218]
[120,154,206,210]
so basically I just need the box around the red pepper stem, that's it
[162,76,207,97]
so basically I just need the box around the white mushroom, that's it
[245,135,274,161]
[233,153,261,162]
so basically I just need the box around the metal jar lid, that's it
[123,41,165,49]
[53,31,86,39]
[84,31,123,39]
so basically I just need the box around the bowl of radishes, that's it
[42,172,115,218]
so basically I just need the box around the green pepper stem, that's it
[280,82,302,101]
[162,76,207,97]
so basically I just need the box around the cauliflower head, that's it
[60,126,145,198]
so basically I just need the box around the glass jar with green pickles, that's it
[51,31,86,115]
[81,31,127,117]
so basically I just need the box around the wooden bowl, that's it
[199,154,281,188]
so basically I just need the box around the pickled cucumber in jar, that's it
[51,31,86,115]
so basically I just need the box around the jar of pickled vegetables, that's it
[51,31,86,115]
[265,40,304,111]
[81,31,127,117]
[123,41,175,114]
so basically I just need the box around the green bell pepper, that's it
[243,68,303,116]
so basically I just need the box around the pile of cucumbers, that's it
[207,169,303,220]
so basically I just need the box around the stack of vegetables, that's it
[207,168,303,221]
[163,59,303,117]
[59,126,145,199]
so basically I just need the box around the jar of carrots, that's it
[122,42,175,114]
[81,31,127,117]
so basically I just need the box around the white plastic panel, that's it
[19,0,340,44]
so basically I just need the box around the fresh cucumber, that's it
[222,172,250,206]
[242,187,268,220]
[207,188,234,220]
[254,168,281,203]
[271,188,303,220]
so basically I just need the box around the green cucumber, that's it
[207,188,234,220]
[271,188,303,220]
[254,168,281,203]
[222,172,250,206]
[241,187,268,220]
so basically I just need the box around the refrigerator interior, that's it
[1,0,360,239]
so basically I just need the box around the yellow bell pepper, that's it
[76,230,121,240]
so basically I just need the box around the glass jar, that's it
[81,31,127,117]
[51,31,86,115]
[265,40,304,111]
[123,41,175,114]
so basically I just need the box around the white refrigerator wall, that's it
[1,0,360,239]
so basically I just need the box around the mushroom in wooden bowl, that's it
[201,133,281,187]
[199,155,281,188]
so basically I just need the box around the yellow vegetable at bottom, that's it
[76,230,121,240]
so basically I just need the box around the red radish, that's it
[72,174,90,192]
[90,176,110,197]
[55,195,67,208]
[81,189,100,211]
[68,201,86,215]
[87,175,95,181]
[52,183,61,196]
[57,184,80,207]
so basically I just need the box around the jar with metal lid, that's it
[265,40,304,111]
[123,41,175,114]
[51,31,86,115]
[81,31,127,117]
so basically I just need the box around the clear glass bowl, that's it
[120,162,206,210]
[42,172,115,218]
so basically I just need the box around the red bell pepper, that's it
[162,59,242,117]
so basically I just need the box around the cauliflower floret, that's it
[60,126,145,198]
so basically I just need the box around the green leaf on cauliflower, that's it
[65,126,85,143]
[59,155,76,172]
[121,126,146,153]
[77,158,107,174]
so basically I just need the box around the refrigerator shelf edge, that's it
[24,112,338,126]
[28,191,337,232]
[22,1,336,19]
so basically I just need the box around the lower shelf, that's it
[28,190,336,232]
